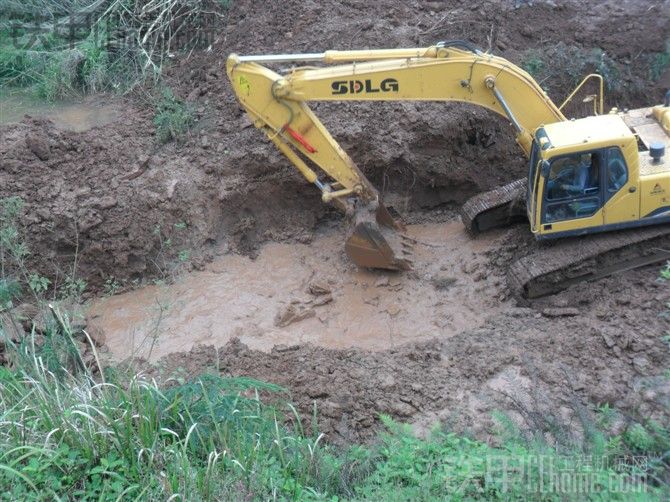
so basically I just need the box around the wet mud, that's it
[89,221,508,360]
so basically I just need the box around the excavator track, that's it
[460,178,528,234]
[507,225,670,299]
[461,181,670,299]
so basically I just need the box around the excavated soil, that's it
[1,0,670,444]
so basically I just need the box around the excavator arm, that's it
[226,43,566,270]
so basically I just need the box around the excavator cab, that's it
[527,111,669,239]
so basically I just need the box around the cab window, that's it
[606,147,627,198]
[543,151,602,224]
[546,153,599,200]
[527,140,539,209]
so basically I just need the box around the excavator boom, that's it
[226,43,565,270]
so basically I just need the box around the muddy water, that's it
[0,91,120,131]
[90,220,510,361]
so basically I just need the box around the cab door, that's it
[602,147,639,225]
[526,140,541,232]
[539,150,604,235]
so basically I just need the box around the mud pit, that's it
[2,0,670,446]
[142,263,670,446]
[89,221,508,360]
[0,93,121,132]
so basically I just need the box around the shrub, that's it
[521,42,621,118]
[34,49,85,100]
[153,88,194,143]
[650,40,670,81]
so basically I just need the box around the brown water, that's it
[89,220,509,362]
[0,92,120,131]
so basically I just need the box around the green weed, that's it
[660,261,670,281]
[651,53,670,81]
[0,330,344,500]
[0,48,41,87]
[150,220,193,280]
[521,55,545,78]
[521,43,622,110]
[650,40,670,81]
[153,87,194,143]
[33,49,83,101]
[103,277,121,297]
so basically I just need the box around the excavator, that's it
[226,42,670,298]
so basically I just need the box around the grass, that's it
[650,40,670,82]
[1,0,232,101]
[0,342,333,499]
[0,29,122,100]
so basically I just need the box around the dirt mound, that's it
[0,110,325,289]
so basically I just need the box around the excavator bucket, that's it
[344,202,414,271]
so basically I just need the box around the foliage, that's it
[153,87,194,143]
[103,277,121,296]
[27,273,50,294]
[0,0,231,97]
[0,331,351,500]
[33,49,83,100]
[660,262,670,281]
[522,43,621,91]
[0,48,42,87]
[0,197,29,309]
[650,40,670,81]
[521,43,622,118]
[0,278,21,311]
[149,220,193,280]
[652,53,670,82]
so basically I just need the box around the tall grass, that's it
[0,327,348,500]
[0,0,230,100]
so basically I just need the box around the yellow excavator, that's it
[227,42,670,298]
